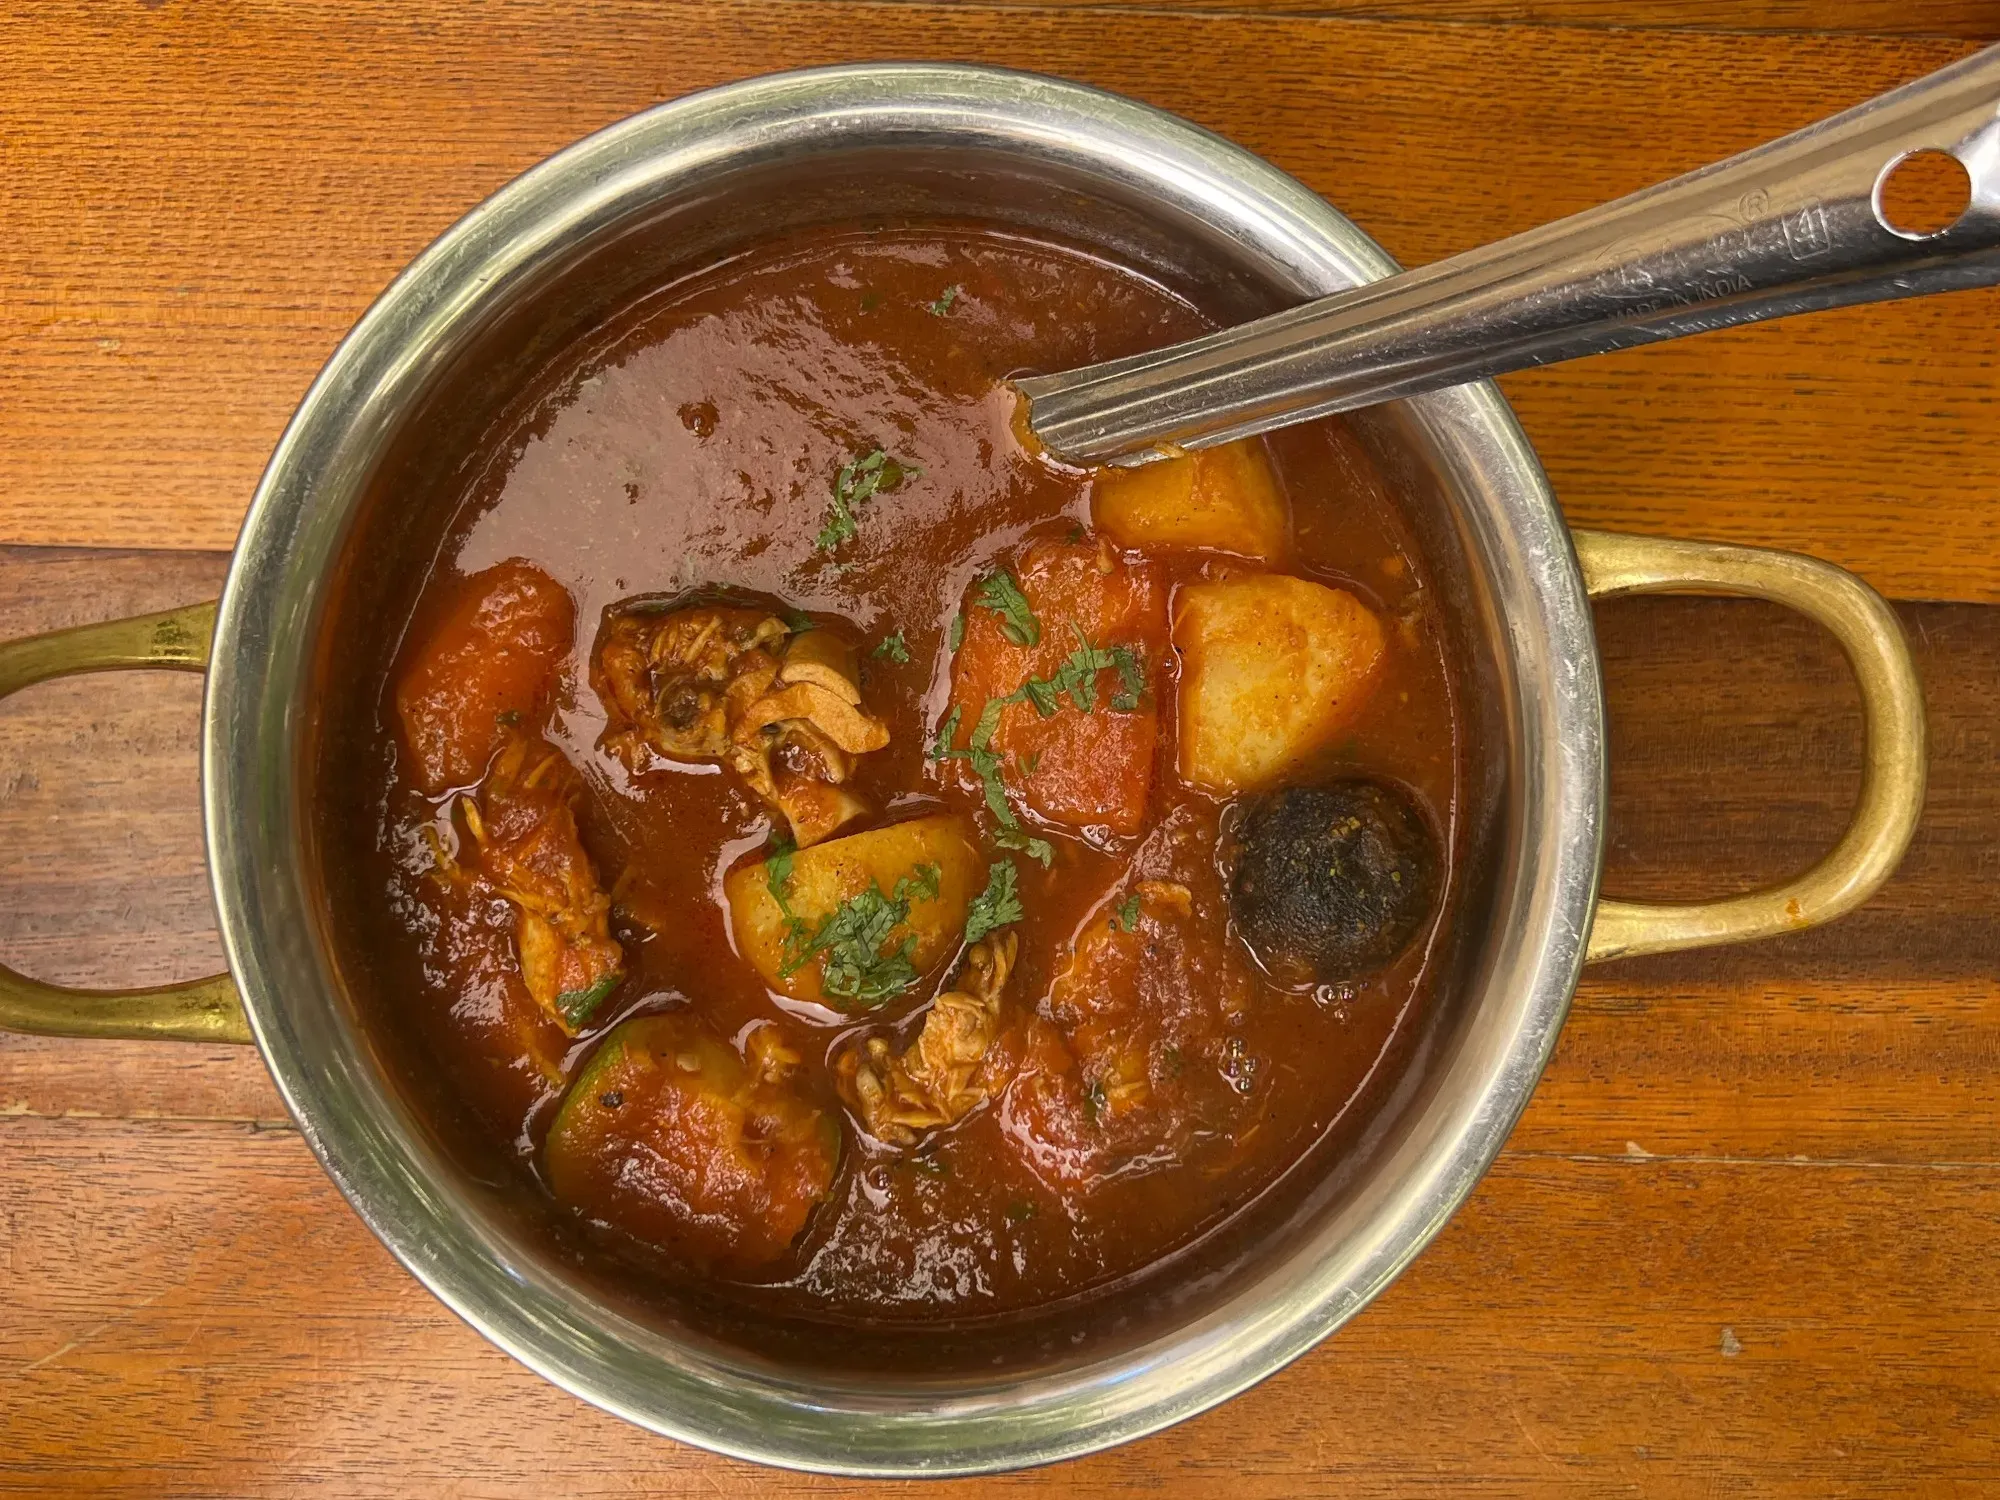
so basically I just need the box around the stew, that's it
[326,225,1465,1321]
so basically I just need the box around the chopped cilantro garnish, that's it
[995,828,1054,867]
[948,612,965,653]
[765,837,797,910]
[932,697,1018,828]
[928,706,963,762]
[1002,625,1148,721]
[871,631,910,663]
[1110,892,1142,932]
[784,608,817,634]
[927,284,962,316]
[1110,644,1146,711]
[816,448,920,552]
[778,863,943,1008]
[974,569,1041,647]
[964,860,1024,946]
[555,970,622,1028]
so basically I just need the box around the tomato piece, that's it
[396,560,575,794]
[999,877,1257,1192]
[545,1014,841,1269]
[946,537,1166,836]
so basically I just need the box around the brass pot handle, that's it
[0,601,250,1043]
[1575,529,1927,964]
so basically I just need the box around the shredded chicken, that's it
[594,605,889,847]
[462,735,624,1034]
[840,932,1018,1147]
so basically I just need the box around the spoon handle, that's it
[1020,44,2000,465]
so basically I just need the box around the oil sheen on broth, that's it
[364,226,1461,1320]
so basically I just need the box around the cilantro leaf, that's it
[871,631,910,663]
[964,860,1024,946]
[555,970,622,1028]
[779,862,944,1008]
[974,569,1041,647]
[815,447,921,552]
[927,284,962,316]
[948,612,965,653]
[928,705,963,762]
[1110,644,1146,712]
[931,696,1020,829]
[995,828,1054,867]
[1110,892,1142,932]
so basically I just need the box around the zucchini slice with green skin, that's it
[546,1013,841,1269]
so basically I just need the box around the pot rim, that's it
[203,62,1602,1475]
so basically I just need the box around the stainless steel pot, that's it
[0,65,1926,1475]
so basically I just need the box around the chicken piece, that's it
[593,604,889,847]
[545,1012,841,1270]
[1090,439,1289,561]
[595,604,788,760]
[396,560,575,794]
[461,734,624,1033]
[1000,879,1257,1191]
[1172,573,1386,794]
[945,537,1166,836]
[724,814,984,1008]
[838,932,1018,1146]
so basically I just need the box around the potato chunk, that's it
[396,560,575,794]
[1173,574,1386,794]
[946,538,1166,835]
[546,1014,840,1270]
[1090,440,1288,561]
[724,814,983,1008]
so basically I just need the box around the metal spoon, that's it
[1020,44,2000,466]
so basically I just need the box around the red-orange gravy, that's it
[351,227,1461,1320]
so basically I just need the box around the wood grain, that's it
[5,5,2000,1490]
[1,1119,1994,1497]
[918,0,2000,39]
[4,5,1997,595]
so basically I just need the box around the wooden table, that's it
[3,3,1996,1494]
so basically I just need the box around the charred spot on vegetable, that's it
[1228,780,1439,984]
[599,1090,624,1109]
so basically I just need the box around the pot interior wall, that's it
[306,145,1514,1387]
